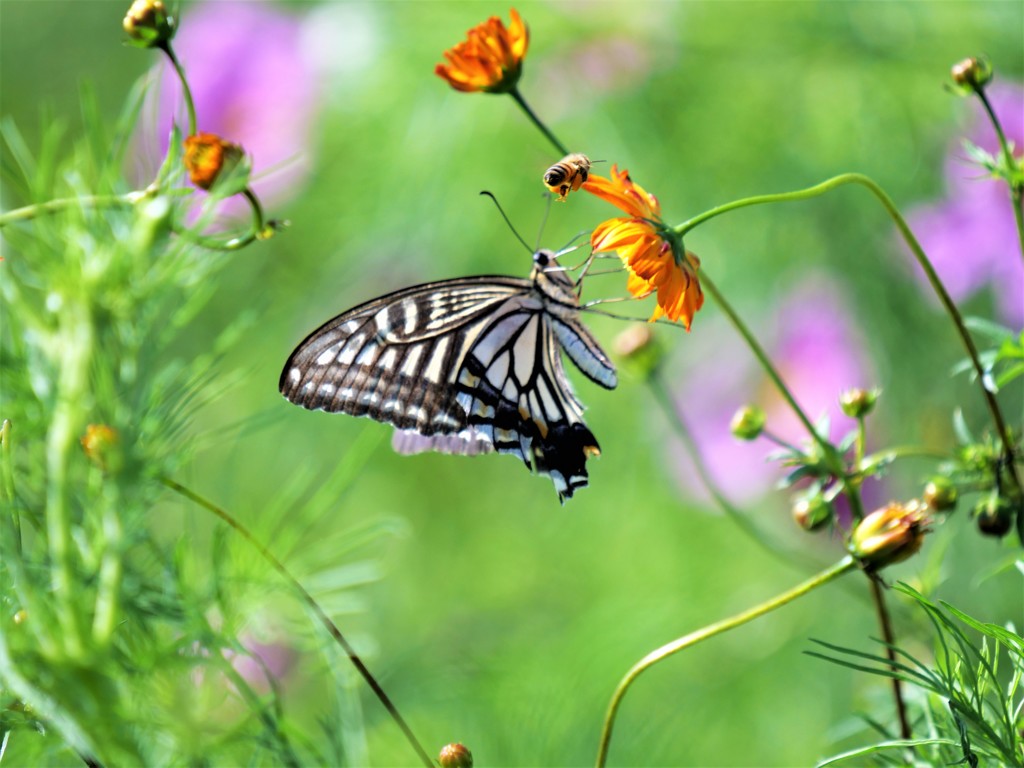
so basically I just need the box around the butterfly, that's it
[279,250,617,502]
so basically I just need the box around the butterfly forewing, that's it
[280,252,617,502]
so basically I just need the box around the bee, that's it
[543,153,591,201]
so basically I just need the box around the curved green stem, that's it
[159,477,434,768]
[509,86,569,156]
[973,86,1024,265]
[596,555,857,766]
[675,173,1021,518]
[158,42,197,136]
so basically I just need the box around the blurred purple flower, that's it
[145,1,320,208]
[903,82,1024,327]
[669,274,876,505]
[229,634,298,694]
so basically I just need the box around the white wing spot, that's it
[288,368,301,383]
[316,348,337,366]
[320,383,336,395]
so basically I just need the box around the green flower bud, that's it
[851,500,930,571]
[439,743,473,768]
[973,493,1014,538]
[951,56,993,90]
[730,405,766,441]
[792,494,832,532]
[123,0,175,48]
[839,388,878,418]
[923,476,958,512]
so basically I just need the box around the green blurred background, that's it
[3,1,1022,765]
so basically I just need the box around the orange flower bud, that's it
[123,0,175,48]
[851,500,930,571]
[439,742,474,768]
[81,424,123,473]
[183,133,247,193]
[435,10,528,94]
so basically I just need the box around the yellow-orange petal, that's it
[583,165,660,219]
[183,132,244,191]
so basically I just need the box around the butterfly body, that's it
[280,251,616,502]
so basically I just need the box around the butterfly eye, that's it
[534,250,551,268]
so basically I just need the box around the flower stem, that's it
[867,576,911,739]
[973,86,1024,265]
[160,476,434,768]
[509,87,569,156]
[595,555,857,766]
[698,269,835,463]
[674,173,1022,525]
[647,371,824,573]
[159,42,197,136]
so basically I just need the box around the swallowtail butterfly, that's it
[279,251,617,502]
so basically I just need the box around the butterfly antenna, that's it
[480,191,532,255]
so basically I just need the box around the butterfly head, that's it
[531,249,578,302]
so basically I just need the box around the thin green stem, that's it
[91,483,122,648]
[867,576,911,740]
[159,477,434,768]
[0,192,145,227]
[159,42,197,136]
[647,371,824,573]
[974,86,1024,264]
[596,555,858,766]
[509,87,569,156]
[699,269,835,464]
[1,420,21,553]
[675,173,1021,518]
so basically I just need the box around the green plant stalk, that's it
[698,269,836,466]
[160,476,434,768]
[867,576,911,740]
[675,173,1022,522]
[973,86,1024,264]
[647,370,826,573]
[0,192,144,227]
[46,298,92,659]
[1,420,20,551]
[158,42,197,136]
[91,484,123,648]
[509,86,569,156]
[596,555,858,767]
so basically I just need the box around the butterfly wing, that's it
[280,270,614,501]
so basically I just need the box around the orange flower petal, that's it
[583,165,660,219]
[435,9,528,93]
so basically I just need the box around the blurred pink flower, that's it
[669,274,876,505]
[229,634,298,694]
[903,83,1024,327]
[145,1,320,208]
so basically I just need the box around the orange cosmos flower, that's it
[585,166,704,329]
[435,9,528,94]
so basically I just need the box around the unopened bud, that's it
[951,57,993,90]
[839,388,878,418]
[973,493,1014,538]
[13,610,27,625]
[923,476,958,512]
[730,405,766,441]
[792,494,832,532]
[612,324,662,378]
[851,500,930,571]
[439,742,473,768]
[81,424,123,474]
[123,0,175,47]
[183,133,248,194]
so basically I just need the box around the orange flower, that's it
[435,9,528,93]
[183,132,245,191]
[585,166,704,329]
